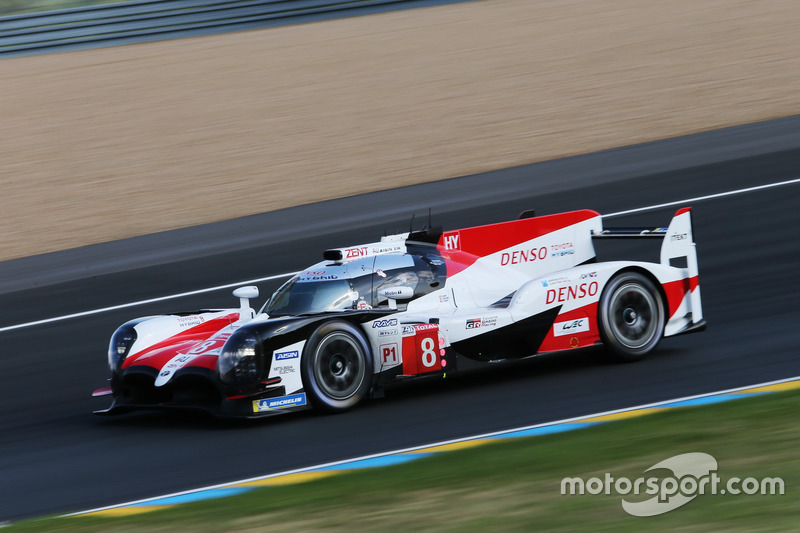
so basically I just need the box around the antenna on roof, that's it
[409,212,415,233]
[427,208,432,230]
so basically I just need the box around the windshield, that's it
[263,277,358,317]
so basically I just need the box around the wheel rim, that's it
[313,332,366,401]
[608,282,660,349]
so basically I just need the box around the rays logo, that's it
[373,318,398,328]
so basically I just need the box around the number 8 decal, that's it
[420,337,436,367]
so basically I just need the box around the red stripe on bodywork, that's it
[662,276,699,318]
[122,314,239,370]
[437,210,599,275]
[537,302,601,353]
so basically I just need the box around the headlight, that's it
[108,324,138,371]
[218,331,262,385]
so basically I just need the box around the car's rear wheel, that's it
[598,272,665,362]
[302,321,373,412]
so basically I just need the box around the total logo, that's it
[252,393,307,412]
[373,318,399,328]
[275,350,300,361]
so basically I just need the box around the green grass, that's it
[0,0,126,17]
[8,388,800,532]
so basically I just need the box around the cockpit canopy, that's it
[262,252,446,317]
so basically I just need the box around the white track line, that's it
[0,272,298,333]
[65,374,800,517]
[603,177,800,218]
[3,177,799,333]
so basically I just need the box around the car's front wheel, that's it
[598,272,665,362]
[302,321,373,412]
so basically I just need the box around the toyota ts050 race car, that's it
[93,208,704,418]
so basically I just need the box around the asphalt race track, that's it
[1,116,799,523]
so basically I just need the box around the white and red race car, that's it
[94,208,704,417]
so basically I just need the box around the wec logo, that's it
[553,318,590,337]
[373,318,398,328]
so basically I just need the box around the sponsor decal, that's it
[272,365,295,375]
[302,270,328,275]
[553,318,591,337]
[298,274,339,281]
[177,317,204,328]
[580,272,597,279]
[177,315,205,324]
[370,244,404,255]
[373,318,399,328]
[546,282,599,304]
[438,294,450,303]
[345,246,369,259]
[550,242,575,257]
[413,323,439,332]
[443,232,461,251]
[379,329,398,337]
[466,316,498,329]
[159,370,171,377]
[275,350,300,361]
[252,393,307,412]
[671,233,689,241]
[541,276,570,288]
[402,325,416,335]
[356,300,372,310]
[382,289,407,298]
[501,247,547,265]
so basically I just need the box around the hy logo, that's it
[443,232,460,251]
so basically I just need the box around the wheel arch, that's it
[603,265,670,320]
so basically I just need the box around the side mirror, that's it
[378,286,413,309]
[233,286,259,316]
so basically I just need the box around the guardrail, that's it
[0,0,444,58]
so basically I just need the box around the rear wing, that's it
[594,207,702,322]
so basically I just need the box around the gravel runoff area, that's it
[1,0,799,262]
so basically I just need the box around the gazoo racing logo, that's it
[466,316,497,329]
[373,318,398,328]
[546,282,599,304]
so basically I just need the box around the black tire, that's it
[301,321,373,412]
[598,272,665,362]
